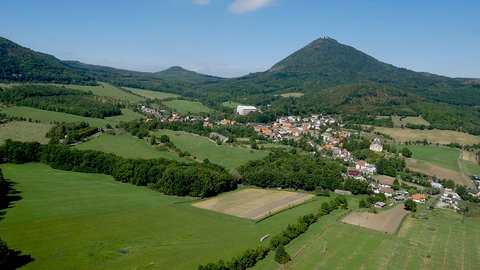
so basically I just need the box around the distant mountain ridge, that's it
[203,37,479,106]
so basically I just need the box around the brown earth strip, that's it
[342,204,409,233]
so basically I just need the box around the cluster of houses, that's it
[251,114,338,140]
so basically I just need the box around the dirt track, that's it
[342,204,408,233]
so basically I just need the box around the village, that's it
[140,104,480,211]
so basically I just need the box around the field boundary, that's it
[254,197,318,224]
[394,212,410,236]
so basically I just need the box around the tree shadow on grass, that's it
[1,178,35,269]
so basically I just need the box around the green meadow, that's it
[0,163,329,270]
[124,87,180,100]
[163,99,215,115]
[461,159,480,176]
[221,101,242,109]
[0,107,143,128]
[0,121,53,144]
[64,82,145,102]
[74,133,188,162]
[402,145,461,171]
[154,130,268,170]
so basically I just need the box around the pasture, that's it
[73,133,188,162]
[0,106,143,127]
[63,82,145,102]
[406,159,473,187]
[0,121,52,144]
[163,99,215,115]
[193,189,314,220]
[374,127,480,145]
[123,87,180,100]
[460,159,480,176]
[342,203,408,233]
[0,163,332,269]
[391,116,430,127]
[154,130,268,170]
[403,145,460,171]
[255,209,480,270]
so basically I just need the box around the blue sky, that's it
[1,0,479,78]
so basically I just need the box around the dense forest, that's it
[0,140,236,198]
[0,85,122,118]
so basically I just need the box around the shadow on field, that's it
[0,179,35,269]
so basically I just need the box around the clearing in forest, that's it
[342,203,408,233]
[124,87,180,100]
[192,189,314,220]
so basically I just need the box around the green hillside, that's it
[0,37,94,84]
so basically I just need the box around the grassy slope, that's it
[124,87,180,100]
[0,163,329,270]
[74,134,188,162]
[163,100,214,115]
[460,159,480,176]
[0,121,52,144]
[154,130,268,170]
[403,145,461,171]
[221,101,242,109]
[65,82,145,102]
[0,107,143,127]
[255,208,479,270]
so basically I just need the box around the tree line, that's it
[0,85,121,118]
[238,150,369,194]
[0,140,236,198]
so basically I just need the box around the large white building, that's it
[236,105,257,116]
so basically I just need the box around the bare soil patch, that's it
[461,151,477,163]
[342,204,409,233]
[192,189,313,219]
[373,127,480,145]
[406,159,473,188]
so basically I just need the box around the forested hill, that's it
[200,37,480,107]
[0,37,95,84]
[155,66,223,83]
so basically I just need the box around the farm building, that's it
[334,189,352,195]
[210,132,228,143]
[373,202,386,208]
[236,105,258,116]
[369,138,383,152]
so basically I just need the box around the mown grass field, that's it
[374,127,480,145]
[124,87,180,100]
[64,82,145,102]
[163,99,214,115]
[0,163,331,270]
[0,121,52,144]
[74,133,188,162]
[255,208,480,270]
[391,116,430,127]
[154,130,268,169]
[403,145,460,171]
[0,107,143,127]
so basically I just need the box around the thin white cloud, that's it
[194,0,210,5]
[228,0,275,14]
